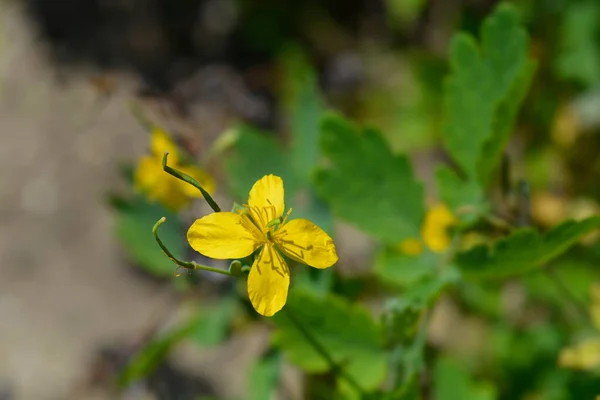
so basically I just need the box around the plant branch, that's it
[162,152,221,212]
[282,307,367,397]
[544,266,588,320]
[152,217,232,276]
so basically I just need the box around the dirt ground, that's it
[0,3,194,399]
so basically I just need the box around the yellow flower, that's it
[558,338,600,370]
[399,238,424,256]
[397,203,457,255]
[187,175,338,317]
[421,203,457,252]
[134,128,215,211]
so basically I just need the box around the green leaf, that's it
[282,46,325,178]
[435,166,486,222]
[382,270,460,396]
[433,357,497,400]
[293,264,335,297]
[456,216,600,279]
[118,319,197,388]
[315,113,425,243]
[248,352,282,400]
[115,196,184,277]
[443,3,534,185]
[358,54,441,154]
[224,124,298,202]
[389,376,421,400]
[375,248,438,287]
[555,1,600,86]
[272,290,387,391]
[384,269,458,347]
[478,61,536,184]
[189,298,237,347]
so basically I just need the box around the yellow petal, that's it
[187,212,263,259]
[273,218,338,269]
[558,338,600,370]
[247,243,290,316]
[421,203,457,253]
[177,164,216,197]
[248,175,284,228]
[135,155,162,192]
[151,128,180,161]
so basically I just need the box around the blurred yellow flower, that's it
[558,338,600,370]
[558,283,600,371]
[187,174,338,317]
[399,238,424,256]
[134,128,215,211]
[397,203,457,256]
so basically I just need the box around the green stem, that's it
[544,266,588,320]
[282,307,367,397]
[162,152,221,213]
[152,217,232,276]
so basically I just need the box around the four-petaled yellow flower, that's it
[399,203,457,256]
[187,175,338,316]
[135,128,215,211]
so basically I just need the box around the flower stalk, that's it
[162,152,221,213]
[152,217,232,276]
[282,307,367,397]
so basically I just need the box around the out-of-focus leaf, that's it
[443,3,535,185]
[375,248,437,287]
[272,290,387,392]
[389,376,421,400]
[115,196,184,277]
[524,258,595,305]
[387,0,428,27]
[315,113,425,243]
[433,357,497,400]
[359,53,439,153]
[248,352,282,400]
[456,217,600,279]
[118,319,197,388]
[293,264,335,298]
[384,269,458,345]
[555,1,600,87]
[435,166,486,222]
[282,46,324,178]
[224,124,298,202]
[190,298,237,347]
[383,271,459,396]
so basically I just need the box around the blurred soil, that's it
[0,3,194,399]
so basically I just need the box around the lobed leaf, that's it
[442,3,535,185]
[272,290,387,392]
[456,216,600,279]
[315,113,425,243]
